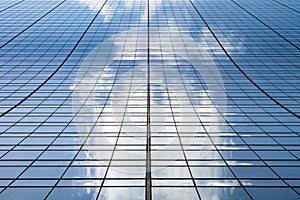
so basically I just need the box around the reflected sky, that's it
[0,0,299,199]
[72,24,227,198]
[70,0,232,199]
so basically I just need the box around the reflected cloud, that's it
[77,0,106,10]
[76,0,145,22]
[70,0,248,199]
[200,28,244,56]
[71,27,231,199]
[72,27,226,169]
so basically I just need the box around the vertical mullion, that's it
[145,0,152,198]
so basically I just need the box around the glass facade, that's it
[0,0,299,199]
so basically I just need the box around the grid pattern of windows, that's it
[0,0,299,199]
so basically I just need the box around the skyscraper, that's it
[0,0,299,199]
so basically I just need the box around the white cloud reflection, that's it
[77,0,106,10]
[71,0,247,199]
[71,27,231,199]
